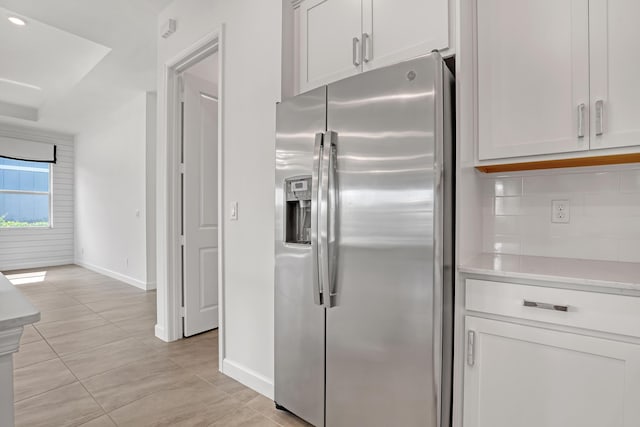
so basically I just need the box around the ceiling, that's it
[0,0,172,134]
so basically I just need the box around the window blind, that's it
[0,136,56,163]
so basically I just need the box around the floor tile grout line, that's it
[33,294,162,378]
[13,345,58,370]
[37,322,128,359]
[100,374,214,418]
[12,362,77,404]
[52,332,112,420]
[13,382,77,406]
[32,318,112,341]
[59,333,158,366]
[16,271,138,402]
[88,354,236,418]
[194,374,290,427]
[69,343,173,383]
[12,277,139,418]
[106,412,119,426]
[12,265,305,427]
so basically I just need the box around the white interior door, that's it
[182,72,219,337]
[589,0,640,150]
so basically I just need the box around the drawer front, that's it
[466,279,640,338]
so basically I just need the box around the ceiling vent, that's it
[161,19,176,39]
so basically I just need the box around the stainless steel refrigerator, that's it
[275,52,454,427]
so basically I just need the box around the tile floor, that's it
[6,265,309,427]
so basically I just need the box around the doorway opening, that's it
[178,52,220,337]
[162,30,224,354]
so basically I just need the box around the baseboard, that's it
[222,358,274,399]
[155,324,170,342]
[0,259,73,273]
[74,260,152,291]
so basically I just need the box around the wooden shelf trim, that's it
[475,153,640,173]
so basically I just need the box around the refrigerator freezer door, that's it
[326,55,444,426]
[275,87,326,427]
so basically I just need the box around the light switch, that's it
[230,202,238,221]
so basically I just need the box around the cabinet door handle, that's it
[352,37,361,67]
[467,331,475,366]
[523,300,569,312]
[577,103,586,138]
[362,33,371,63]
[595,100,604,136]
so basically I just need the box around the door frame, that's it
[158,27,226,364]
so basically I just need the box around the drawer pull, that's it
[523,300,569,312]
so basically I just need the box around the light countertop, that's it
[0,273,40,331]
[459,253,640,291]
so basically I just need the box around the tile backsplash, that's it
[482,166,640,263]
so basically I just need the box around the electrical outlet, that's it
[551,200,570,223]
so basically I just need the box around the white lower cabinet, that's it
[463,316,640,427]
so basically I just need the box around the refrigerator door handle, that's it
[320,131,338,308]
[311,132,324,306]
[433,159,444,427]
[327,131,338,308]
[319,134,330,307]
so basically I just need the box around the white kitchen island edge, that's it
[0,272,41,427]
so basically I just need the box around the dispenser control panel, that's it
[291,180,308,193]
[286,177,312,202]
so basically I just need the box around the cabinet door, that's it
[299,0,362,92]
[361,0,448,71]
[463,316,640,427]
[589,0,640,150]
[477,0,590,160]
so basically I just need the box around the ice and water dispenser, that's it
[284,176,312,244]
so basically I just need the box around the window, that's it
[0,158,51,228]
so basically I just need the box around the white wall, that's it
[75,92,156,289]
[0,124,74,271]
[146,93,158,287]
[481,166,640,262]
[156,0,282,397]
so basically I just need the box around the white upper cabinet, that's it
[464,316,640,427]
[476,0,640,162]
[361,0,448,71]
[589,0,640,150]
[477,0,590,160]
[299,0,362,93]
[297,0,449,93]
